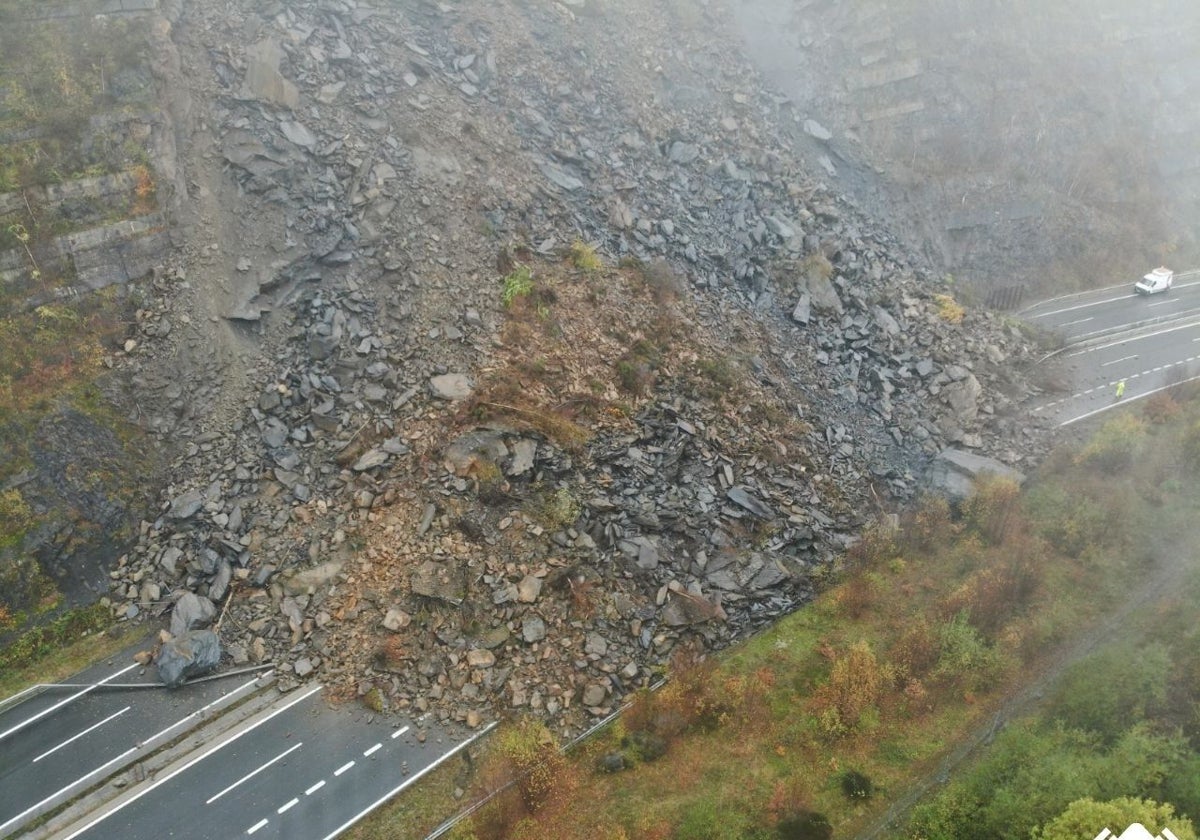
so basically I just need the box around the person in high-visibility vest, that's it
[1115,379,1126,400]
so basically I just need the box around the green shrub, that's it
[840,770,874,799]
[934,611,1005,689]
[501,265,534,307]
[1077,413,1146,473]
[1048,643,1170,743]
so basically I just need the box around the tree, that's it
[1035,796,1196,840]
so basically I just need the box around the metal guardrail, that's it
[424,679,667,840]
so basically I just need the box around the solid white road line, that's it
[390,726,409,739]
[206,742,303,804]
[141,674,268,747]
[1100,355,1138,367]
[1060,373,1200,426]
[363,743,382,757]
[58,683,323,840]
[305,780,326,795]
[33,706,130,763]
[0,746,137,835]
[247,817,269,834]
[277,797,299,814]
[319,722,498,840]
[1068,319,1200,356]
[0,662,139,742]
[334,760,355,776]
[0,675,270,837]
[1148,297,1179,307]
[1028,294,1135,319]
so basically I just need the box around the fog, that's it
[730,0,1200,298]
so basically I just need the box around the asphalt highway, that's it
[1022,271,1200,343]
[1031,318,1200,426]
[0,657,265,838]
[55,685,469,840]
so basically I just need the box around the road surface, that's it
[54,685,472,840]
[0,653,480,840]
[1021,269,1200,425]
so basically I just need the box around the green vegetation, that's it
[569,240,603,273]
[501,265,534,308]
[0,611,138,698]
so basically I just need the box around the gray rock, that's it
[170,592,216,637]
[167,489,204,520]
[352,448,390,471]
[522,615,547,643]
[208,560,232,602]
[284,561,344,595]
[294,657,314,678]
[280,120,317,149]
[668,141,700,164]
[240,40,299,108]
[804,119,833,140]
[411,561,466,605]
[507,439,537,476]
[539,162,584,191]
[429,374,473,401]
[726,486,774,518]
[582,683,607,706]
[160,546,182,575]
[156,630,222,688]
[619,536,660,570]
[929,449,1025,503]
[792,293,812,325]
[382,608,411,631]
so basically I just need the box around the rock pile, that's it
[100,0,1055,732]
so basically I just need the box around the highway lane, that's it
[58,686,474,840]
[1022,271,1200,342]
[0,656,267,838]
[1030,319,1200,426]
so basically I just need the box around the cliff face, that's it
[733,0,1200,302]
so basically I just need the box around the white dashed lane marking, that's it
[305,780,325,796]
[277,798,299,815]
[247,818,269,835]
[363,743,382,758]
[391,726,410,739]
[334,761,355,776]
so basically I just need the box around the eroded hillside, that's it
[3,0,1060,734]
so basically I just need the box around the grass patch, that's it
[0,603,135,697]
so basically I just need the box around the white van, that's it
[1135,266,1174,295]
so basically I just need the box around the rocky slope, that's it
[14,0,1058,735]
[733,0,1200,302]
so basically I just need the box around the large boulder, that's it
[170,592,217,637]
[156,630,222,688]
[928,448,1025,503]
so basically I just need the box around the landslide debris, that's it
[13,0,1054,734]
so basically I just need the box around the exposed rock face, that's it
[156,630,222,688]
[929,448,1026,503]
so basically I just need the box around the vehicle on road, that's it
[1134,266,1174,295]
